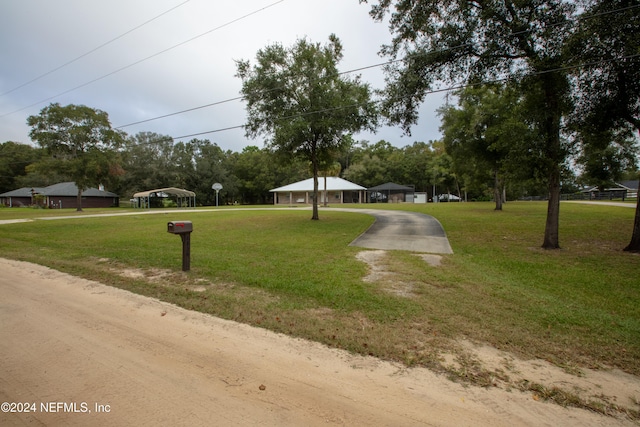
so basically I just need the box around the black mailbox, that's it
[167,221,193,234]
[167,221,193,271]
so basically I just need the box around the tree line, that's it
[2,124,635,206]
[0,129,501,205]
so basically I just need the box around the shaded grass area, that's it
[1,203,639,406]
[357,202,639,370]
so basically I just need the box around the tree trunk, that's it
[323,174,328,207]
[311,150,319,220]
[542,166,561,249]
[494,169,502,211]
[540,75,563,249]
[623,178,640,252]
[76,188,83,212]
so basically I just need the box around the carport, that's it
[368,182,415,203]
[133,187,196,209]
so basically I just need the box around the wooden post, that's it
[180,233,191,271]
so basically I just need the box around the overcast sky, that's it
[0,0,445,152]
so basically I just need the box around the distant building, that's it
[0,182,119,208]
[368,182,415,203]
[132,187,196,209]
[581,180,639,200]
[270,177,366,205]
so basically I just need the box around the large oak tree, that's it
[236,34,378,220]
[569,0,640,251]
[439,84,535,210]
[364,0,575,248]
[27,103,124,211]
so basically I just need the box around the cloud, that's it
[0,0,444,151]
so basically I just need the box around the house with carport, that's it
[270,177,366,205]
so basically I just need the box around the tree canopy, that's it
[568,0,640,251]
[236,34,378,219]
[439,84,536,210]
[364,0,578,248]
[0,141,41,194]
[27,103,124,211]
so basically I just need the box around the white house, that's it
[270,177,366,205]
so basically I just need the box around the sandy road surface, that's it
[0,258,632,427]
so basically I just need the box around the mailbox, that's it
[167,221,193,234]
[167,221,193,271]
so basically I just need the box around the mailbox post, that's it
[167,221,193,271]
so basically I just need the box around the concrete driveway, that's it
[329,208,453,254]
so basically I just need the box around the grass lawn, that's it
[1,202,638,398]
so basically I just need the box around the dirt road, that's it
[0,258,632,426]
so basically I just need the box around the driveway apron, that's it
[329,208,453,254]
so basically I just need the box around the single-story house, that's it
[368,182,415,203]
[0,182,119,208]
[0,187,46,207]
[270,177,366,205]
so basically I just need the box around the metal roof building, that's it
[270,177,366,205]
[368,182,415,203]
[132,187,196,209]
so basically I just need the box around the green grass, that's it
[1,202,638,388]
[0,205,137,219]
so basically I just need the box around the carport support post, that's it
[180,233,191,271]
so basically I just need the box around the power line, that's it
[115,3,640,132]
[167,53,640,142]
[114,49,460,129]
[116,97,244,129]
[0,0,286,118]
[9,2,638,142]
[4,53,638,155]
[173,125,246,140]
[0,0,192,98]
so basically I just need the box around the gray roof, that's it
[0,187,46,197]
[368,182,414,191]
[0,182,118,198]
[270,177,366,192]
[619,180,639,190]
[582,180,639,192]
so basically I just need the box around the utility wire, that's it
[117,97,244,128]
[116,3,640,131]
[0,0,191,98]
[3,52,638,159]
[0,0,285,118]
[169,53,640,141]
[8,2,638,140]
[114,50,460,129]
